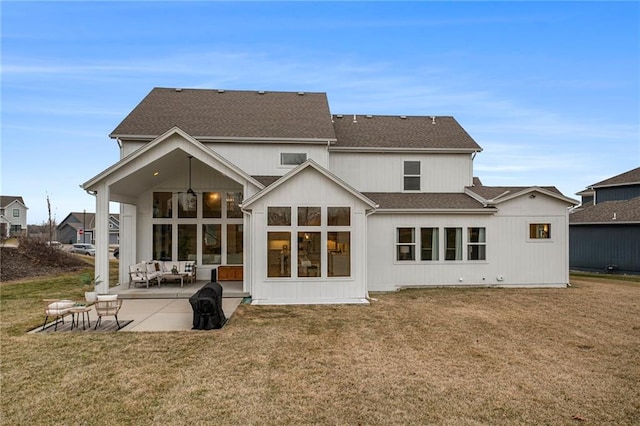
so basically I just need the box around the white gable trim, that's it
[82,126,264,191]
[241,159,378,210]
[466,186,578,207]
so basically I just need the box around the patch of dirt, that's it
[0,239,89,282]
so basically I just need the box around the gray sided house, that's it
[82,88,577,302]
[57,212,120,245]
[570,167,640,274]
[0,195,28,238]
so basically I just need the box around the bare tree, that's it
[46,194,56,243]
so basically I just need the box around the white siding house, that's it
[0,196,28,238]
[83,88,577,302]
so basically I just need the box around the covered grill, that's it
[189,282,227,330]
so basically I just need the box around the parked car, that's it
[70,243,96,256]
[45,241,62,249]
[113,247,119,259]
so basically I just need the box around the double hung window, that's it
[403,161,421,191]
[467,227,486,260]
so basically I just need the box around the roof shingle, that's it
[590,167,640,188]
[363,192,487,210]
[332,115,481,150]
[570,196,640,224]
[111,88,337,141]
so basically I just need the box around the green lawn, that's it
[1,272,638,425]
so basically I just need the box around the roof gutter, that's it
[374,208,497,215]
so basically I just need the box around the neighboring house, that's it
[83,88,577,303]
[570,167,640,274]
[57,212,120,245]
[0,196,28,238]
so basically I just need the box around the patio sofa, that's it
[156,261,197,284]
[128,260,197,288]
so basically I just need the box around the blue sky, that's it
[2,1,639,224]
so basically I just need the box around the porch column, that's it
[94,182,110,294]
[119,203,137,287]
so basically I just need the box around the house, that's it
[82,88,577,303]
[570,167,640,274]
[57,212,120,245]
[0,196,28,238]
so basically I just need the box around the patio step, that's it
[111,281,249,300]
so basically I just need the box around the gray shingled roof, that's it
[252,176,281,187]
[0,196,25,207]
[570,197,640,224]
[590,167,640,188]
[467,186,563,201]
[363,192,487,210]
[111,88,337,140]
[331,115,481,150]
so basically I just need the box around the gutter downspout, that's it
[363,205,379,300]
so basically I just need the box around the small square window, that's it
[529,223,551,239]
[12,209,20,218]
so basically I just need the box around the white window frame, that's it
[279,152,307,168]
[467,227,486,261]
[528,223,553,242]
[403,160,421,191]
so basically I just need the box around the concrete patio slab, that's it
[118,298,242,332]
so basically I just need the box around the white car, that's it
[70,243,96,256]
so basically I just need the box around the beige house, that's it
[83,88,577,303]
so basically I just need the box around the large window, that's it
[467,227,486,260]
[152,191,243,264]
[445,228,462,261]
[202,224,221,264]
[153,224,172,260]
[267,206,352,278]
[298,232,321,277]
[178,224,197,261]
[268,232,291,277]
[403,161,421,191]
[529,223,551,239]
[420,228,439,261]
[227,224,243,264]
[397,228,416,261]
[328,231,350,277]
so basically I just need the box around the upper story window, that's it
[403,161,421,191]
[281,153,307,166]
[12,209,20,217]
[529,223,551,239]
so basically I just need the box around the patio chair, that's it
[42,299,75,331]
[94,297,123,330]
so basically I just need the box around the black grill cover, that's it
[189,282,227,330]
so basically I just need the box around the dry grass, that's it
[1,274,639,425]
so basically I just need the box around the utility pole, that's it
[83,209,86,243]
